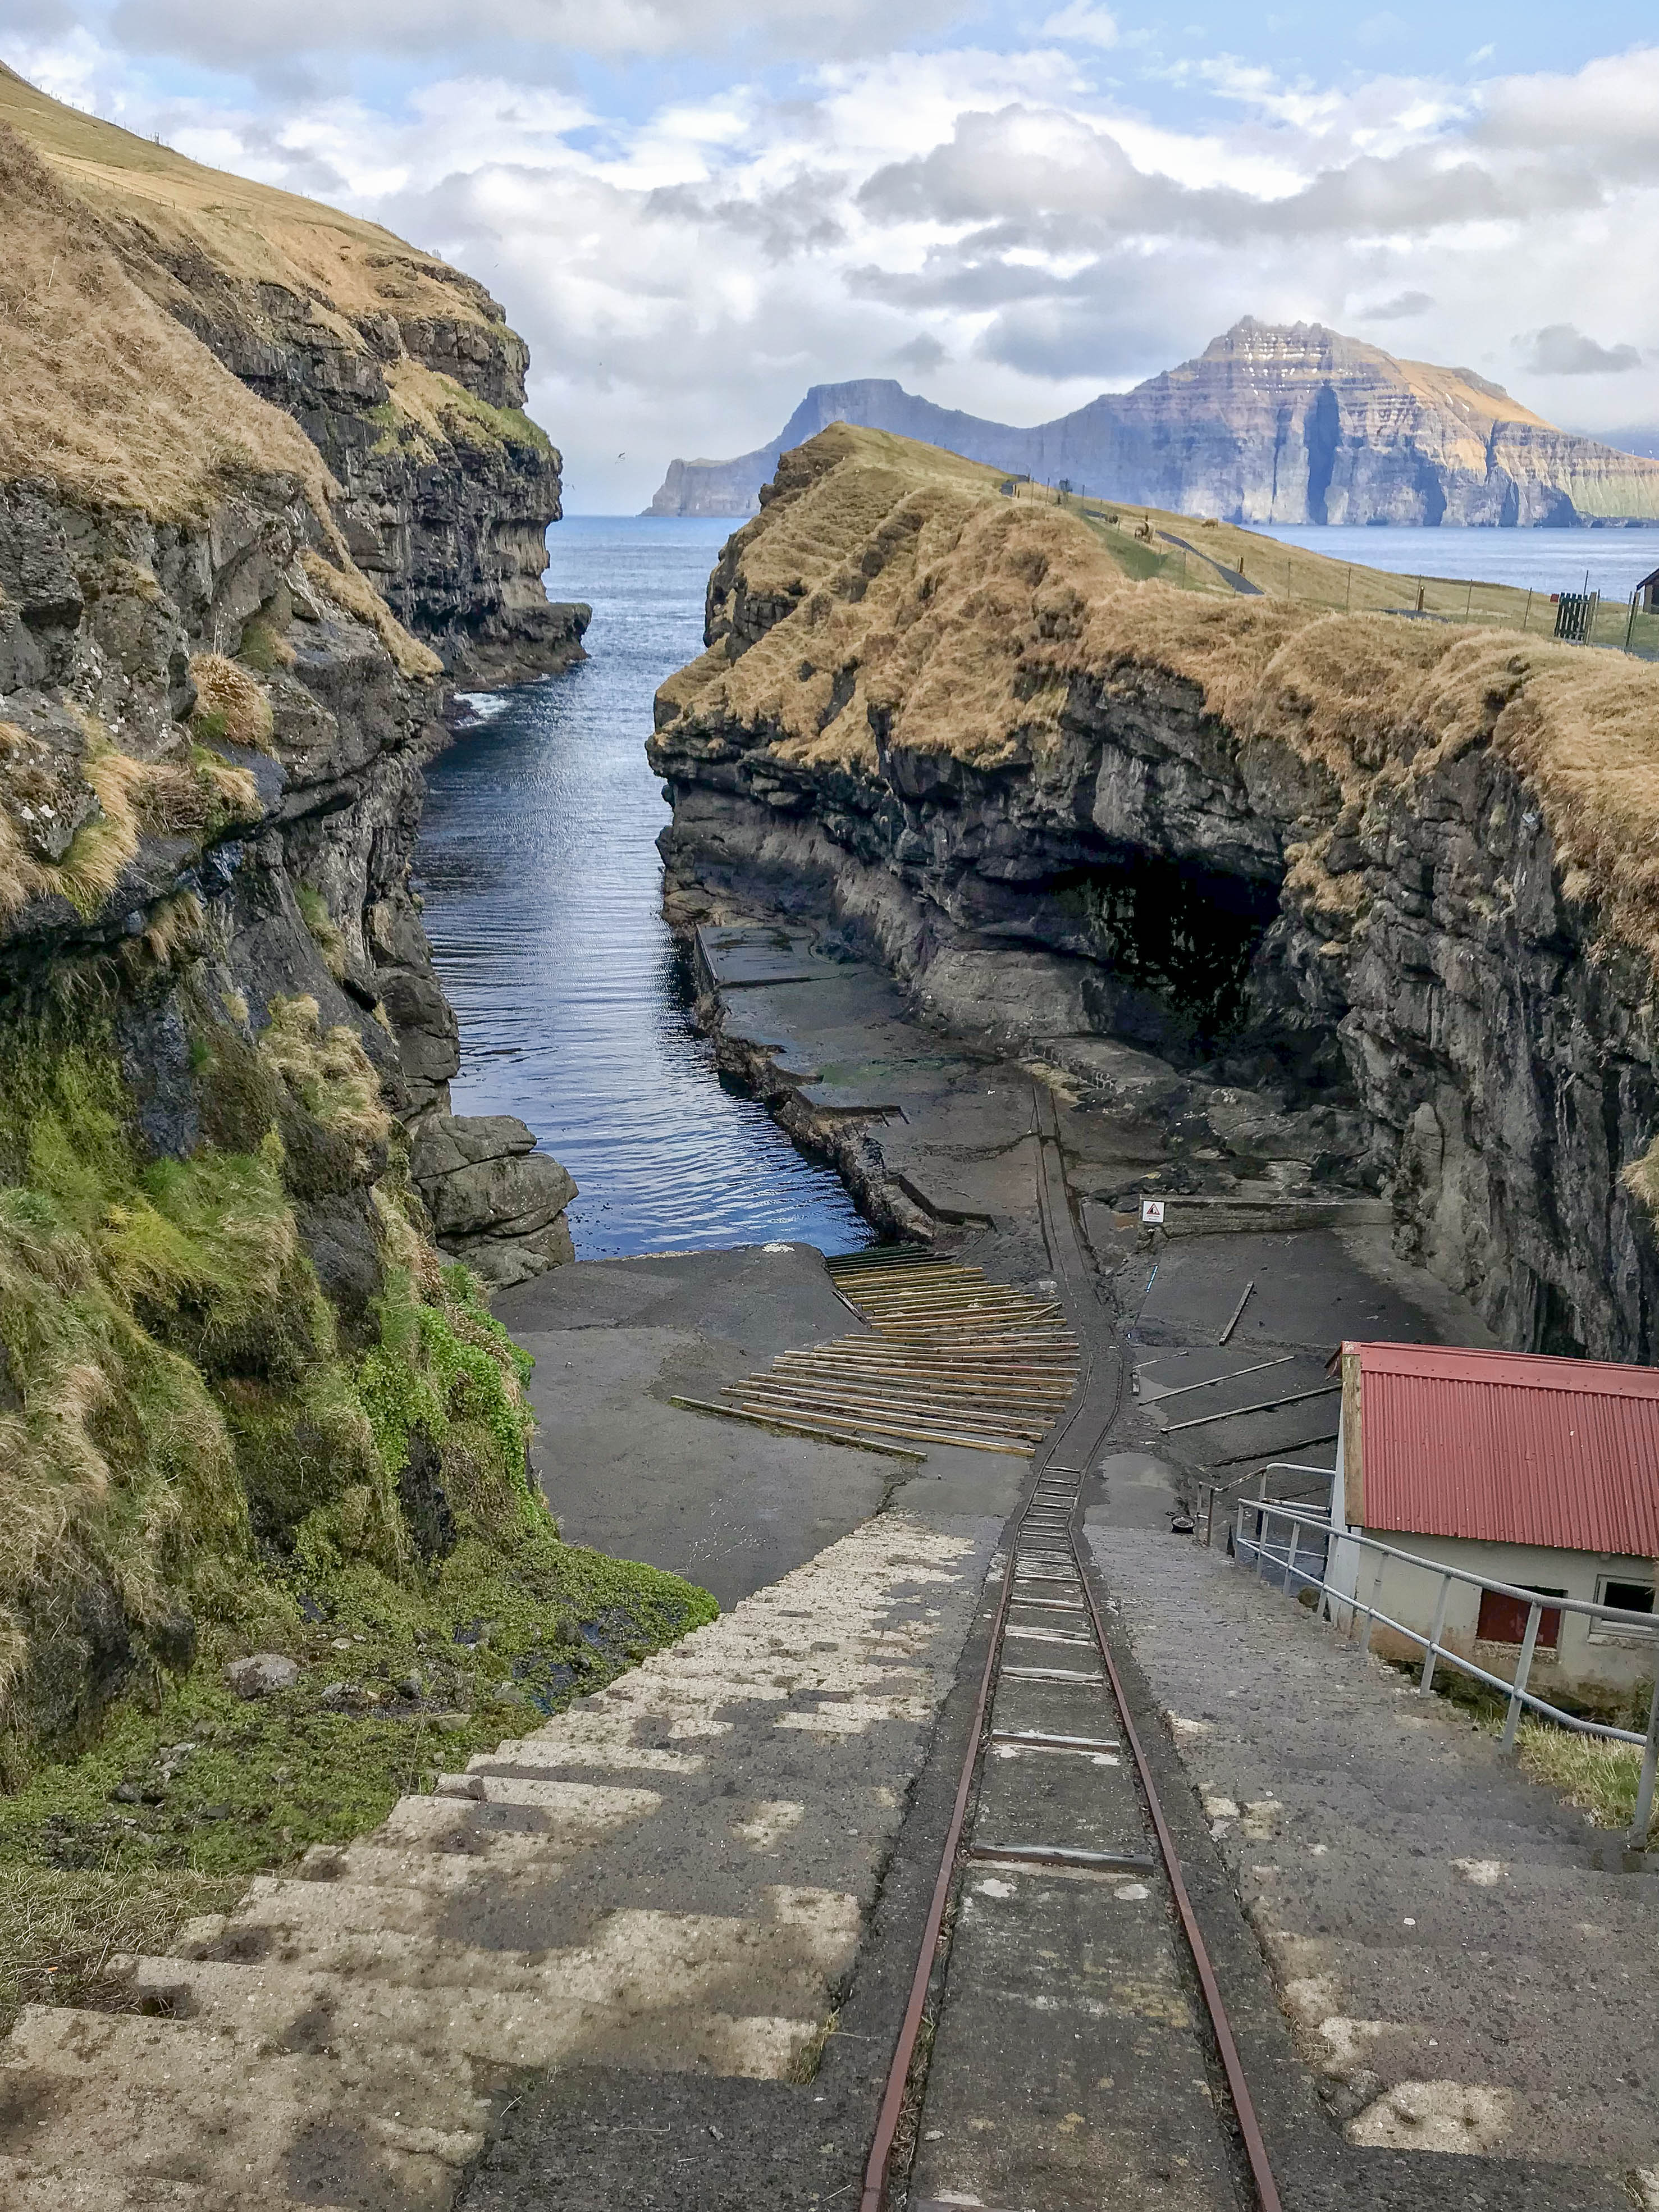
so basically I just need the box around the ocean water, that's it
[1246,523,1659,600]
[414,516,875,1262]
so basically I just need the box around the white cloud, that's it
[107,0,972,66]
[1517,323,1643,375]
[3,25,1658,504]
[1041,3,1118,49]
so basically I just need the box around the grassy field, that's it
[998,480,1659,659]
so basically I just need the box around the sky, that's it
[5,2,1658,511]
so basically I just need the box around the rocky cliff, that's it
[0,88,589,1760]
[0,63,588,684]
[652,424,1659,1363]
[647,321,1659,527]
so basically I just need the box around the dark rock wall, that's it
[0,469,574,1284]
[652,594,1659,1366]
[113,235,588,683]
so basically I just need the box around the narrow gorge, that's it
[651,425,1659,1363]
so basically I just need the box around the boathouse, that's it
[1326,1342,1659,1696]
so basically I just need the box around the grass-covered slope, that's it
[0,970,714,2032]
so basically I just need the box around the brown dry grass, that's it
[0,119,332,523]
[189,654,275,753]
[0,63,497,349]
[664,422,1659,967]
[299,551,442,680]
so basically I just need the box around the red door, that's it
[1477,1588,1564,1649]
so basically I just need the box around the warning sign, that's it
[1140,1198,1166,1225]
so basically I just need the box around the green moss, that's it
[236,617,283,674]
[0,982,716,2039]
[428,375,554,459]
[294,883,348,982]
[358,1261,533,1488]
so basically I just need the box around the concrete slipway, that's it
[2,930,1654,2212]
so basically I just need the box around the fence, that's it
[1048,491,1659,660]
[1233,1497,1659,1850]
[1194,1459,1333,1548]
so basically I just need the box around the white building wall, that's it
[1354,1531,1656,1696]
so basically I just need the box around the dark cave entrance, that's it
[1066,853,1279,1051]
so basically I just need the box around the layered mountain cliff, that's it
[652,424,1659,1362]
[648,320,1659,527]
[0,85,595,1761]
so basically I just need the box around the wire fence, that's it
[997,479,1659,662]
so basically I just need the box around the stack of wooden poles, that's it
[691,1248,1080,1458]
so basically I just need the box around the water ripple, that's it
[415,517,874,1261]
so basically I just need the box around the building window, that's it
[1476,1588,1565,1649]
[1588,1576,1655,1643]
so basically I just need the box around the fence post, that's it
[1359,1554,1386,1652]
[1627,592,1639,655]
[1523,589,1532,633]
[1419,1574,1452,1696]
[1501,1602,1543,1750]
[1629,1669,1659,1850]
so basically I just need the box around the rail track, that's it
[860,1087,1283,2212]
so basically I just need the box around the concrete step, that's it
[466,1727,706,1776]
[0,2164,356,2212]
[163,1884,859,2006]
[124,1950,817,2077]
[0,2007,483,2211]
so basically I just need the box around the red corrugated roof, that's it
[1346,1342,1659,1556]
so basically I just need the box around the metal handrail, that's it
[1195,1461,1334,1547]
[1233,1498,1659,1850]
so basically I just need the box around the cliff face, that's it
[647,321,1659,527]
[652,425,1659,1363]
[0,100,579,1753]
[0,62,587,683]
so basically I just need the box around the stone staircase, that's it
[0,1512,995,2212]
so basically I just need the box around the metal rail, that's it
[1235,1498,1659,1849]
[1195,1461,1334,1547]
[859,1089,1285,2212]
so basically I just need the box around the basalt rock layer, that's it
[647,320,1659,527]
[652,424,1659,1362]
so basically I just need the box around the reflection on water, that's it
[415,516,874,1261]
[1248,523,1659,600]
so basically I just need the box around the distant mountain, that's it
[1590,427,1659,461]
[647,320,1659,527]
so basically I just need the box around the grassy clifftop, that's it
[660,422,1659,969]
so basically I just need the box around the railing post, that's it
[1501,1602,1543,1750]
[1359,1554,1385,1652]
[1255,1505,1270,1579]
[1419,1574,1452,1696]
[1628,1667,1659,1851]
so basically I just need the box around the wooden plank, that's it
[734,1371,1044,1424]
[722,1396,1034,1456]
[772,1364,1073,1409]
[738,1380,1053,1433]
[668,1397,927,1459]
